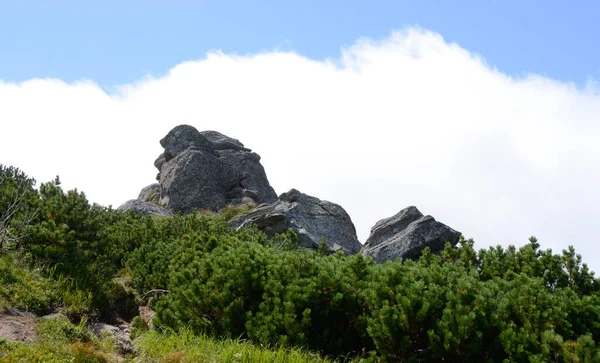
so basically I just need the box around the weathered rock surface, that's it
[0,315,37,343]
[138,183,161,203]
[155,125,277,213]
[229,189,362,254]
[91,323,133,354]
[361,206,461,263]
[117,199,173,217]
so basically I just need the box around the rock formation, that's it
[361,206,461,263]
[229,189,362,254]
[117,199,173,217]
[118,125,463,261]
[155,125,278,213]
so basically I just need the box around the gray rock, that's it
[138,183,161,203]
[117,199,173,217]
[363,206,424,249]
[200,130,250,151]
[41,313,66,320]
[160,124,212,161]
[229,189,362,254]
[154,154,166,180]
[361,206,461,263]
[156,125,277,213]
[90,323,133,354]
[5,308,36,318]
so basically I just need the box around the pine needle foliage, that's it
[1,164,600,362]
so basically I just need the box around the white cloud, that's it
[2,28,600,271]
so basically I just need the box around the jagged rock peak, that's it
[155,125,277,213]
[229,189,362,255]
[361,206,461,263]
[159,125,251,163]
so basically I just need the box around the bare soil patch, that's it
[0,315,37,342]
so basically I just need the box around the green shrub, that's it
[153,228,272,337]
[130,316,150,340]
[0,253,59,314]
[245,251,373,355]
[38,316,93,344]
[59,284,96,322]
[363,243,600,361]
[151,227,373,357]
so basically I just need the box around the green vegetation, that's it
[0,316,115,363]
[1,164,600,362]
[0,253,59,314]
[134,330,341,363]
[144,189,160,203]
[0,316,346,363]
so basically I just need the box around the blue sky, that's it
[1,1,599,88]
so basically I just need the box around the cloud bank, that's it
[2,28,599,270]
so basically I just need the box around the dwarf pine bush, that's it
[1,164,600,361]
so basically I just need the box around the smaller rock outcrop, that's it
[90,323,133,354]
[229,189,362,254]
[117,199,173,217]
[138,183,161,203]
[361,206,460,263]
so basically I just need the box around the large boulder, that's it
[229,189,362,254]
[361,206,461,263]
[155,125,277,213]
[117,199,173,217]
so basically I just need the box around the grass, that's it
[0,252,99,320]
[216,203,257,221]
[0,252,59,315]
[0,316,117,363]
[1,320,375,363]
[133,329,368,363]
